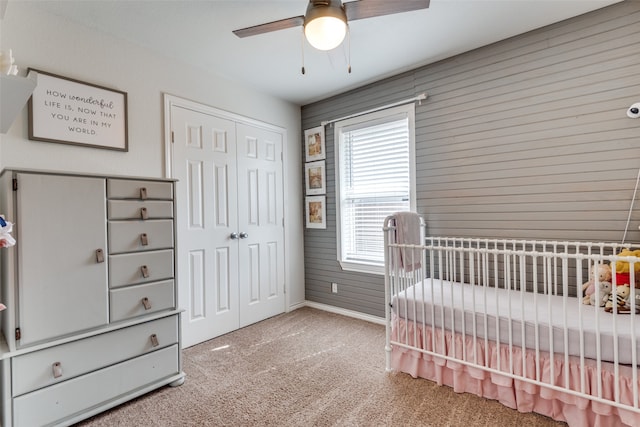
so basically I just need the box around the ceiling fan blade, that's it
[344,0,430,21]
[233,16,305,38]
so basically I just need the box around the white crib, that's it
[384,215,640,427]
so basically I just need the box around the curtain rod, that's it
[320,93,427,127]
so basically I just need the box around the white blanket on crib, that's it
[391,278,640,365]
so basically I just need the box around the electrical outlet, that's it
[331,282,338,293]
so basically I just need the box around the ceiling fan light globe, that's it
[304,16,347,50]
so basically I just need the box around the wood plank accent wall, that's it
[301,1,640,318]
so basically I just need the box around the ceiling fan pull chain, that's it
[347,26,351,74]
[301,28,306,75]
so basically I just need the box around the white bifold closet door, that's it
[170,105,285,348]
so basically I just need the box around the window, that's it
[335,104,416,274]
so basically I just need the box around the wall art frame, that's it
[305,196,326,229]
[304,125,325,162]
[305,160,326,195]
[28,68,128,151]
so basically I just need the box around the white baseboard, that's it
[287,301,307,312]
[302,301,385,325]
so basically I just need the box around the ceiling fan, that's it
[232,0,431,51]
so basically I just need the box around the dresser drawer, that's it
[13,344,179,427]
[109,219,174,253]
[109,250,174,288]
[12,315,178,397]
[107,179,173,200]
[108,200,174,220]
[110,280,175,322]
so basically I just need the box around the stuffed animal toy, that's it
[0,215,15,248]
[582,263,612,305]
[590,280,612,307]
[605,284,631,313]
[614,248,640,287]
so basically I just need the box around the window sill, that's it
[338,260,384,276]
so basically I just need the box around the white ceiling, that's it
[22,0,622,105]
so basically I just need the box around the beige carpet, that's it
[76,307,565,426]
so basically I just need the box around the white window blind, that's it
[336,105,414,272]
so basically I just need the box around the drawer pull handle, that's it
[140,207,148,220]
[140,187,148,200]
[52,362,63,378]
[141,297,152,310]
[150,334,159,347]
[140,233,149,246]
[141,265,150,278]
[95,249,105,263]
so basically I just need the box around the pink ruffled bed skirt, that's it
[391,318,640,427]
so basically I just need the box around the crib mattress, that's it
[391,278,640,365]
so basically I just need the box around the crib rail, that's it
[383,216,640,424]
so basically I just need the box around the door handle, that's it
[239,232,248,239]
[230,232,239,240]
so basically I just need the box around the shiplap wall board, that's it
[302,1,640,317]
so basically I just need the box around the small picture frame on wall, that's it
[305,160,326,195]
[304,126,325,162]
[305,196,326,229]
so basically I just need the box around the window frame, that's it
[334,103,416,275]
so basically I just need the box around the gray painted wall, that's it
[301,1,640,318]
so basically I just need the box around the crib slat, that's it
[520,253,527,381]
[562,253,570,390]
[545,255,555,387]
[576,256,586,396]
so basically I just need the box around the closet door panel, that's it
[246,243,260,303]
[170,101,286,345]
[15,173,109,347]
[236,124,285,327]
[171,105,240,347]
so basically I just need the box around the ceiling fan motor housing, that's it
[304,0,347,26]
[304,0,348,50]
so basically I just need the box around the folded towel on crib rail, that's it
[391,211,422,272]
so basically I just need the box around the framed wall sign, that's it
[305,160,326,195]
[305,196,326,229]
[304,125,325,162]
[28,69,128,151]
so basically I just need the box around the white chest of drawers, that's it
[0,170,185,427]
